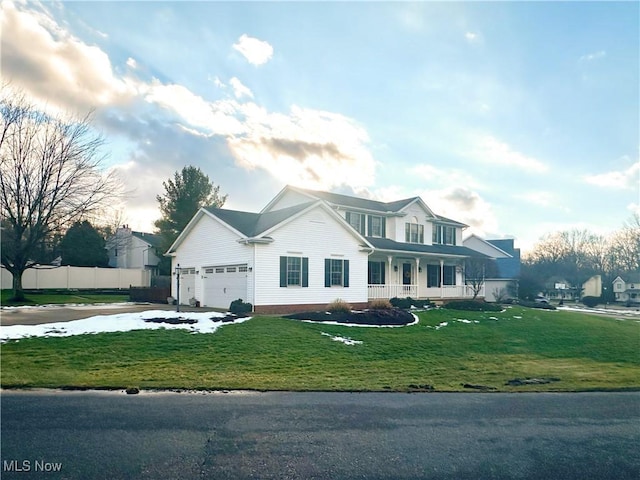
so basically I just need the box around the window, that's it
[368,261,385,284]
[280,256,308,287]
[443,265,456,285]
[205,268,214,274]
[368,215,385,237]
[345,211,365,235]
[426,265,456,286]
[405,223,424,243]
[215,267,224,273]
[238,266,248,272]
[324,259,350,287]
[433,225,456,245]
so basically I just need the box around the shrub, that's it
[443,300,502,312]
[517,300,557,310]
[390,297,434,309]
[229,298,252,315]
[327,298,352,313]
[368,299,392,310]
[582,296,600,308]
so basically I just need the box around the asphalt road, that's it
[1,391,638,479]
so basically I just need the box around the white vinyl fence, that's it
[1,266,151,290]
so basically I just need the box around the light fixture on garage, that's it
[174,263,181,313]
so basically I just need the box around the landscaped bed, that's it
[285,307,416,326]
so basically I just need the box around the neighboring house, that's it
[544,275,602,301]
[462,235,520,302]
[107,226,162,275]
[612,274,640,304]
[167,185,495,313]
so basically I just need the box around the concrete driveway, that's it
[0,303,222,326]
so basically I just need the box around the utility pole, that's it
[175,263,181,312]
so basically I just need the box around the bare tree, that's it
[0,87,119,300]
[464,257,498,300]
[608,214,640,273]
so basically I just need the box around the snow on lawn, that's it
[0,310,250,342]
[321,332,363,346]
[558,305,640,317]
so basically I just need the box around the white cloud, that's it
[579,50,606,62]
[421,186,499,235]
[465,31,483,44]
[466,134,549,173]
[232,34,273,66]
[126,57,137,69]
[583,161,640,190]
[229,77,253,99]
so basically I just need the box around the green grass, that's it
[1,289,130,306]
[1,307,638,392]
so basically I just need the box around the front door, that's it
[402,263,412,286]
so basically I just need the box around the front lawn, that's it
[1,289,130,306]
[1,307,638,392]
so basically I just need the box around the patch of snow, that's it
[435,321,448,330]
[0,310,250,342]
[321,332,362,346]
[488,316,498,320]
[1,302,145,311]
[456,319,472,324]
[513,316,523,319]
[558,306,640,316]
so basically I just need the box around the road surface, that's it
[1,390,638,479]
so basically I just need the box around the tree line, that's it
[1,87,224,300]
[520,218,640,301]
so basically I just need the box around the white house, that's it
[107,226,162,275]
[167,186,496,313]
[462,235,520,302]
[612,274,640,304]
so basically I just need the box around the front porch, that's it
[367,254,484,301]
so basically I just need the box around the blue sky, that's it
[2,1,638,252]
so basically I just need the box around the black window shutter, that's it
[344,260,349,287]
[405,223,410,242]
[302,257,309,287]
[367,216,372,236]
[381,218,386,238]
[345,211,351,225]
[279,256,287,287]
[324,259,331,287]
[360,215,366,235]
[381,261,385,283]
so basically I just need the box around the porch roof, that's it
[365,237,491,259]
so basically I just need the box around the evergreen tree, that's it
[60,221,109,267]
[154,166,227,274]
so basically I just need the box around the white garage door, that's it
[202,264,248,309]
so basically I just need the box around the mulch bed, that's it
[285,308,415,326]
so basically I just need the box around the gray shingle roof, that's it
[131,231,162,248]
[296,188,418,213]
[204,202,316,237]
[366,237,490,258]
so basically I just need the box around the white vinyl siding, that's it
[253,207,367,306]
[171,214,252,306]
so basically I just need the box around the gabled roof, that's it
[203,202,315,237]
[131,231,162,248]
[434,214,468,228]
[366,237,490,258]
[615,273,640,284]
[294,187,418,213]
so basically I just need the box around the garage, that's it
[202,264,248,308]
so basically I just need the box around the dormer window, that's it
[433,224,456,245]
[405,217,424,243]
[368,215,385,238]
[345,211,365,235]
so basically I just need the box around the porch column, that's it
[415,257,420,298]
[387,255,393,291]
[440,259,444,298]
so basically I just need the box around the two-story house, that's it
[167,185,494,312]
[107,226,162,275]
[612,274,640,304]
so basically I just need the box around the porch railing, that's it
[368,284,418,299]
[368,284,484,299]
